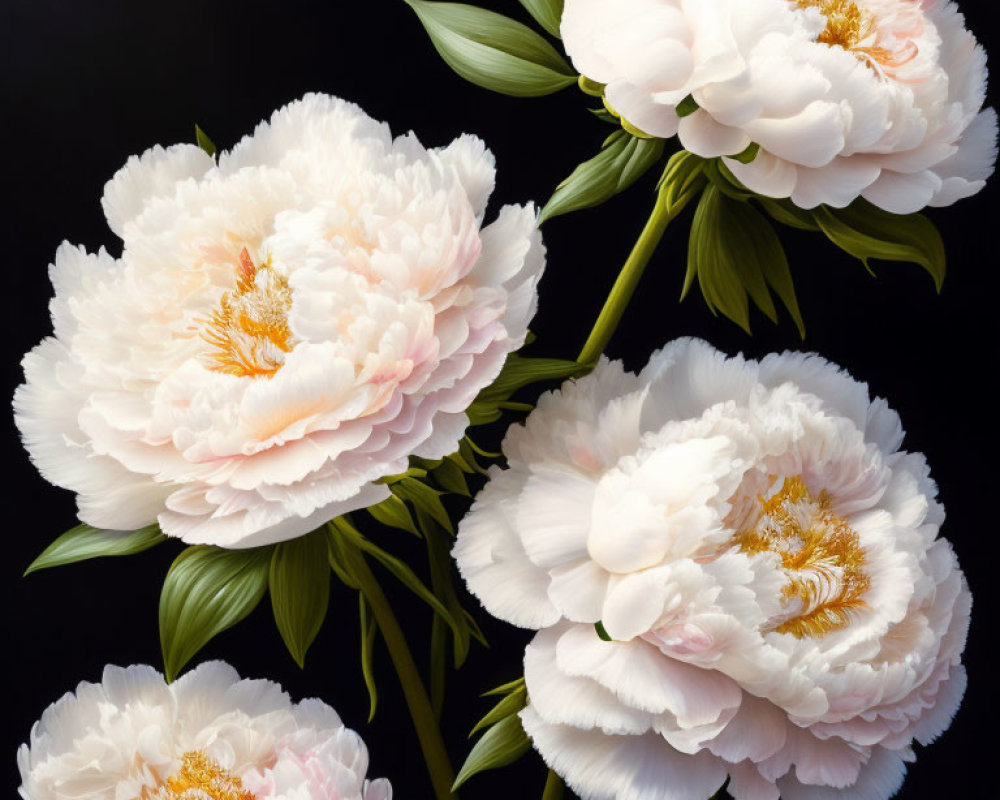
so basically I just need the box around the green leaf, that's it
[392,478,453,533]
[685,184,805,337]
[483,676,526,697]
[730,142,760,164]
[367,495,421,537]
[676,94,699,118]
[595,620,612,641]
[541,134,666,223]
[470,684,527,736]
[477,354,584,403]
[159,546,270,681]
[269,530,331,668]
[458,437,492,475]
[194,124,216,157]
[812,200,946,290]
[757,197,820,232]
[466,401,504,426]
[359,593,379,721]
[326,525,360,589]
[517,0,563,38]
[704,159,756,202]
[25,524,165,575]
[453,715,532,790]
[405,0,576,97]
[432,458,471,497]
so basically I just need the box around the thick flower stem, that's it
[542,770,565,800]
[576,183,681,367]
[340,541,457,800]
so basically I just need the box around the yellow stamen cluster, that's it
[798,0,873,50]
[200,248,294,378]
[145,751,256,800]
[796,0,909,70]
[733,475,871,639]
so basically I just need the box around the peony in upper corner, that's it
[454,338,970,800]
[561,0,997,213]
[17,660,391,800]
[14,93,545,548]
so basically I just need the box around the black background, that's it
[1,1,997,797]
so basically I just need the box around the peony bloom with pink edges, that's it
[561,0,996,213]
[14,93,544,548]
[454,339,970,800]
[18,661,390,800]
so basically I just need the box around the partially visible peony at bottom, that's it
[18,661,391,800]
[455,338,970,800]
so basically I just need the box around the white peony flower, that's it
[561,0,996,213]
[14,93,544,548]
[17,661,391,800]
[454,339,969,800]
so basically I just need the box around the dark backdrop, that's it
[1,1,997,797]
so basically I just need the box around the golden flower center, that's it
[145,751,256,800]
[798,0,872,49]
[732,475,871,639]
[200,248,295,379]
[795,0,919,71]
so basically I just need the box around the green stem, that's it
[341,540,457,800]
[576,184,680,367]
[542,770,565,800]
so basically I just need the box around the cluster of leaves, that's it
[453,677,531,790]
[540,136,946,336]
[687,162,946,336]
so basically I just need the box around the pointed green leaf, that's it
[757,197,819,232]
[730,142,760,164]
[477,355,584,402]
[676,94,699,118]
[359,593,379,721]
[25,524,165,575]
[470,685,528,736]
[159,545,270,681]
[517,0,563,37]
[458,437,491,475]
[405,0,576,97]
[463,608,489,647]
[595,620,612,641]
[686,185,805,337]
[812,200,946,290]
[466,402,504,426]
[326,524,360,589]
[392,477,453,533]
[367,495,421,537]
[540,134,666,223]
[194,124,216,157]
[453,715,532,790]
[432,458,471,497]
[483,676,526,697]
[269,530,331,668]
